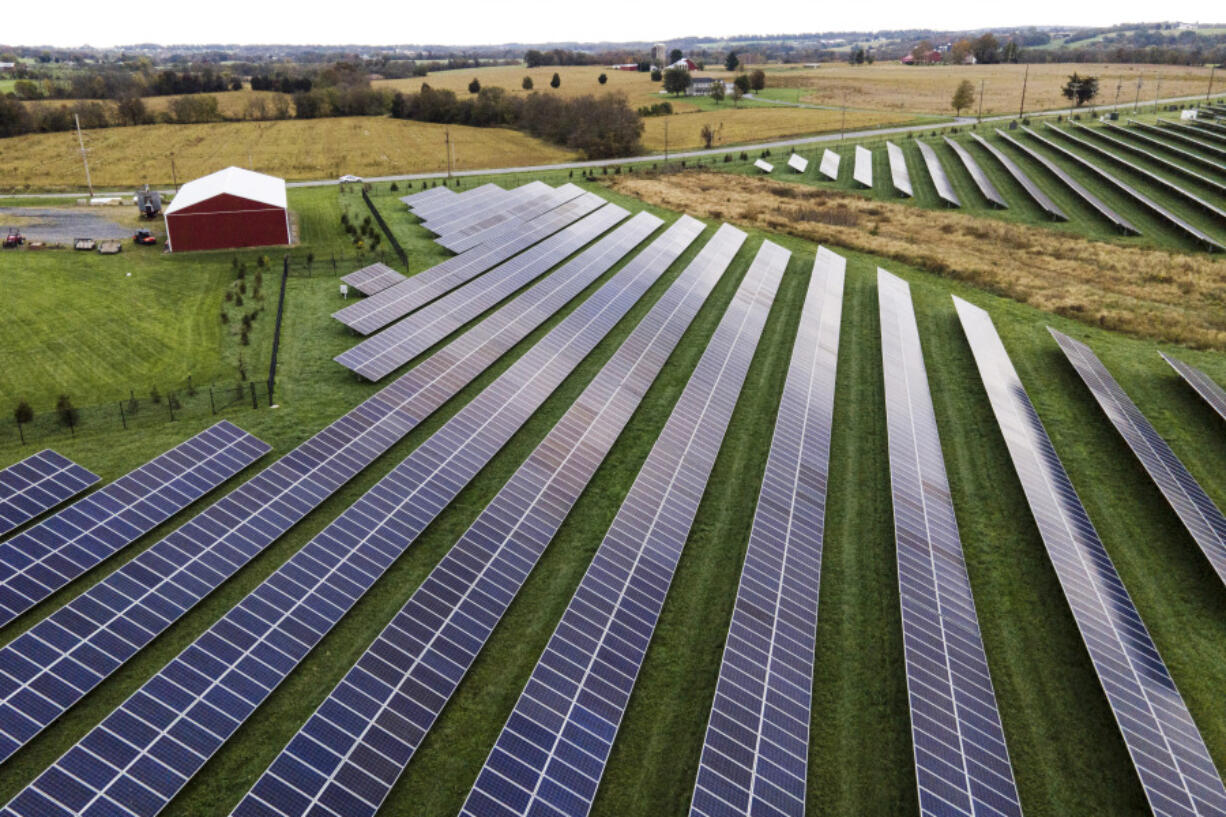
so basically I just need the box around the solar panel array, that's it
[441,183,585,254]
[1052,330,1226,588]
[944,137,1007,208]
[1046,125,1226,225]
[1195,119,1226,138]
[954,296,1226,817]
[399,185,455,210]
[0,195,642,765]
[878,272,1022,817]
[1131,121,1226,161]
[0,422,270,628]
[1176,120,1226,146]
[340,264,407,297]
[334,203,632,381]
[916,141,960,207]
[230,218,730,817]
[1025,126,1223,251]
[996,129,1137,233]
[1161,353,1226,423]
[689,247,844,817]
[1080,125,1226,197]
[0,451,98,538]
[1108,123,1226,175]
[0,210,688,817]
[333,192,606,335]
[818,149,840,181]
[853,146,873,188]
[417,183,508,232]
[970,133,1066,220]
[460,239,788,817]
[886,141,913,197]
[424,184,531,240]
[787,154,809,173]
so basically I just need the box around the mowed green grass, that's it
[0,176,1224,817]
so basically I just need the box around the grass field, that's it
[738,62,1220,116]
[0,117,577,190]
[639,106,923,151]
[0,173,1224,817]
[22,89,289,120]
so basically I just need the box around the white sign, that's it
[819,149,841,180]
[787,153,809,173]
[754,159,774,173]
[1180,109,1198,120]
[340,283,349,298]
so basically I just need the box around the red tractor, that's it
[133,229,158,246]
[3,228,25,249]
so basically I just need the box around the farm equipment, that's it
[97,239,122,254]
[3,228,24,249]
[133,229,157,246]
[135,185,162,218]
[74,238,96,251]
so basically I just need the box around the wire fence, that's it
[6,378,272,447]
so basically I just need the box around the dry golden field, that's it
[639,108,908,151]
[24,89,291,119]
[741,62,1218,116]
[610,171,1226,349]
[0,117,577,190]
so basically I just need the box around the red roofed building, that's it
[164,167,291,252]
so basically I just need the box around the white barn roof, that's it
[164,166,287,214]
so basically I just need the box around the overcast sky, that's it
[16,0,1226,49]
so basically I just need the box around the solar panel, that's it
[878,271,1022,817]
[1161,353,1226,423]
[754,159,774,173]
[954,296,1226,817]
[969,133,1066,220]
[335,203,635,381]
[1046,125,1226,227]
[0,422,270,627]
[340,263,407,297]
[0,211,688,817]
[1130,120,1226,162]
[886,141,913,197]
[916,141,960,207]
[853,146,873,188]
[1081,124,1226,196]
[229,218,726,817]
[1109,123,1226,175]
[441,183,586,254]
[427,183,543,241]
[689,247,844,817]
[406,184,495,222]
[0,451,98,538]
[944,137,1007,208]
[400,185,455,210]
[818,149,840,181]
[0,211,671,766]
[996,129,1137,234]
[1181,120,1226,145]
[1025,126,1223,251]
[415,183,508,229]
[1052,329,1226,591]
[460,239,787,817]
[787,153,809,173]
[333,192,607,335]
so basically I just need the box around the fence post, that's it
[267,256,289,407]
[250,382,258,409]
[209,386,216,414]
[167,394,175,422]
[118,400,126,430]
[16,421,23,445]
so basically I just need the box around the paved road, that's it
[5,91,1222,199]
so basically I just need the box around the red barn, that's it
[164,167,291,252]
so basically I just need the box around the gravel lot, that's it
[0,207,135,244]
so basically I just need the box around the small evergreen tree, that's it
[724,51,739,72]
[598,73,607,85]
[468,78,481,94]
[550,72,561,89]
[522,76,533,90]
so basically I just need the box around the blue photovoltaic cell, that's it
[1161,353,1226,424]
[997,129,1136,233]
[0,422,269,627]
[689,247,844,817]
[333,192,605,335]
[969,133,1066,221]
[887,142,913,197]
[879,271,1021,817]
[460,239,787,817]
[0,193,639,768]
[1052,330,1226,589]
[943,137,1007,208]
[230,217,723,817]
[340,264,407,297]
[955,296,1226,817]
[0,451,98,537]
[0,211,672,817]
[335,201,629,381]
[916,141,960,207]
[1078,125,1226,197]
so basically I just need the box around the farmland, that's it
[639,106,920,151]
[0,117,577,190]
[0,171,1222,817]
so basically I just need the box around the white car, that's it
[338,174,362,183]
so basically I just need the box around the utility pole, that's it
[1207,65,1216,104]
[1068,79,1080,117]
[977,79,985,124]
[445,127,452,178]
[840,89,848,142]
[1154,75,1161,114]
[74,114,93,198]
[664,119,669,162]
[1114,80,1123,110]
[170,153,179,192]
[1133,77,1143,113]
[1018,64,1029,119]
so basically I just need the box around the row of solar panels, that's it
[5,197,1226,817]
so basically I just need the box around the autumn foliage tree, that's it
[951,80,975,116]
